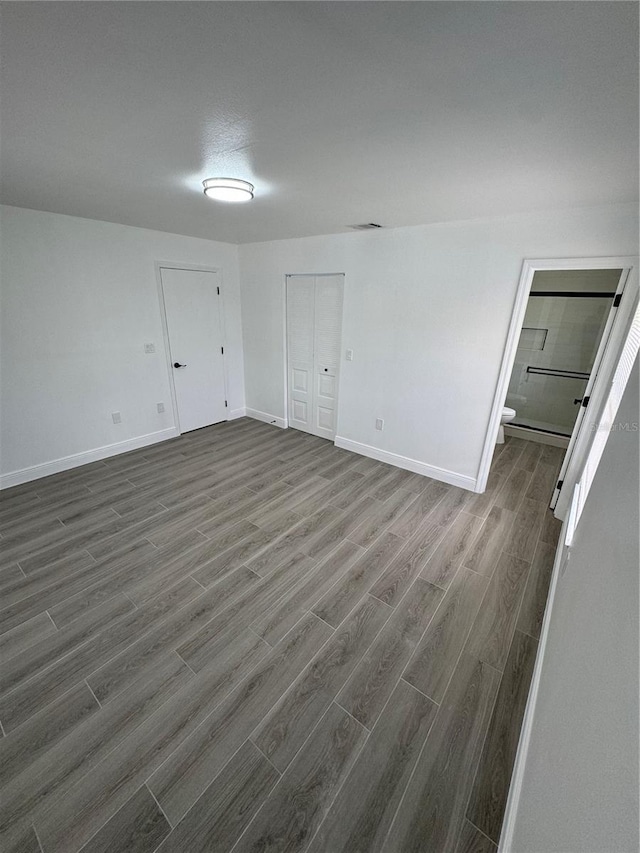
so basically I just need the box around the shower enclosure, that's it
[506,269,621,438]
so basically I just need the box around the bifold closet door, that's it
[313,275,343,439]
[287,274,343,439]
[287,276,316,434]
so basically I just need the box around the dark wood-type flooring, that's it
[0,418,564,852]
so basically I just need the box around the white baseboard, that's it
[497,526,567,851]
[334,436,477,491]
[246,408,287,429]
[0,427,180,490]
[228,407,247,420]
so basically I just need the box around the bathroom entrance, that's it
[477,255,638,517]
[504,267,625,510]
[505,268,622,441]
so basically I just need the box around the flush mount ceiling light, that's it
[203,177,254,203]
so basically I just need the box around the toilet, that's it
[497,406,516,444]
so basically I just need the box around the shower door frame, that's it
[476,255,639,519]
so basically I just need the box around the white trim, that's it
[284,272,347,277]
[498,517,571,851]
[246,408,287,429]
[477,256,639,510]
[155,263,182,432]
[282,276,289,433]
[563,482,581,548]
[476,258,537,493]
[0,428,179,490]
[228,407,247,420]
[335,436,476,490]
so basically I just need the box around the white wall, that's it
[508,358,639,853]
[0,205,244,484]
[239,203,638,488]
[2,202,637,489]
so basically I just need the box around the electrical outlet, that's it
[144,343,155,354]
[375,418,384,431]
[346,348,354,361]
[112,412,122,424]
[157,402,165,413]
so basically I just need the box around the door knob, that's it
[173,362,187,368]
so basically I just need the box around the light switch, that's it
[375,418,384,431]
[346,349,354,361]
[112,412,122,424]
[144,343,155,354]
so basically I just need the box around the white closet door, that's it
[287,276,316,434]
[313,275,343,439]
[287,274,343,440]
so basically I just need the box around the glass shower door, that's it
[506,292,614,437]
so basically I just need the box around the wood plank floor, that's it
[0,419,564,853]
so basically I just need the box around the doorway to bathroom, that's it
[505,268,621,442]
[477,256,639,517]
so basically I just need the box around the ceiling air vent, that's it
[348,223,384,231]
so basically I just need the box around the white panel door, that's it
[313,275,344,439]
[287,274,343,439]
[161,267,227,433]
[286,276,315,434]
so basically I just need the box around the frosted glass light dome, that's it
[203,178,254,202]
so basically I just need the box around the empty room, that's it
[1,3,638,852]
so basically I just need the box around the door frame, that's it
[154,261,229,435]
[476,255,639,518]
[283,272,345,440]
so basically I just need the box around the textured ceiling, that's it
[1,2,638,243]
